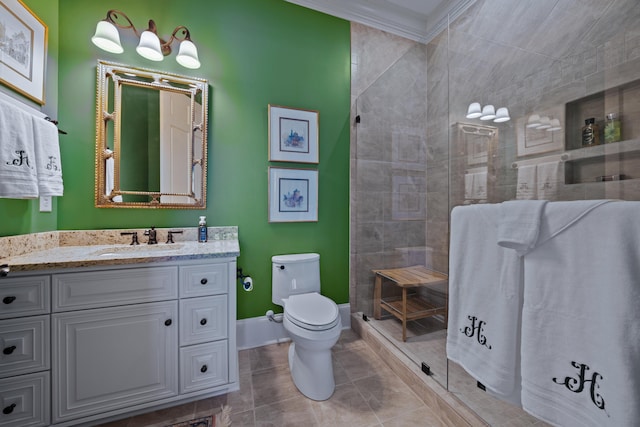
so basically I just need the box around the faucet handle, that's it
[120,231,139,245]
[166,230,183,244]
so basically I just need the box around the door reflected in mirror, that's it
[95,60,208,208]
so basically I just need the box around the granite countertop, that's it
[0,226,240,273]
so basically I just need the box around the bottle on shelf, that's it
[604,113,621,143]
[581,118,601,147]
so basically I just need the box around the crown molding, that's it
[285,0,476,43]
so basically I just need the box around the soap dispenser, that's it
[198,216,207,243]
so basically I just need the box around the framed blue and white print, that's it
[268,167,318,222]
[268,104,319,163]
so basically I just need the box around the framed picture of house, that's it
[268,104,319,163]
[0,0,48,104]
[268,167,318,222]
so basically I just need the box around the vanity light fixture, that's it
[91,10,201,69]
[467,103,510,122]
[479,104,496,121]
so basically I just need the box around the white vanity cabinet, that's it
[0,256,238,427]
[0,275,51,427]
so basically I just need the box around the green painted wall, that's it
[53,0,351,319]
[0,0,59,236]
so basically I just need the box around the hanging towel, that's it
[518,200,640,427]
[472,171,487,200]
[536,161,561,200]
[497,200,548,256]
[0,99,38,198]
[464,173,474,200]
[104,152,123,203]
[32,115,63,196]
[446,204,524,405]
[516,164,537,200]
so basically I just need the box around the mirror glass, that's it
[95,60,208,208]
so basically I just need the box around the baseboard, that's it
[237,303,351,350]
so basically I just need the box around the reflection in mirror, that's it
[95,60,208,208]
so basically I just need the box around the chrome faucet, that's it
[144,227,158,245]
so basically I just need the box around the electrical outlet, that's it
[39,196,52,212]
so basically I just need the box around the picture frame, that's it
[516,105,565,157]
[0,0,47,104]
[268,167,318,222]
[268,104,319,163]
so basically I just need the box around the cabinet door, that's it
[52,301,178,423]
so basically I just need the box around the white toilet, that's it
[272,253,342,401]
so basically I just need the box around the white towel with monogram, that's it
[516,164,537,200]
[32,115,63,196]
[518,200,639,427]
[536,161,561,200]
[447,204,524,405]
[0,99,39,198]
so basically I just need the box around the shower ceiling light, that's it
[92,10,201,69]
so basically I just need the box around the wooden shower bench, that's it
[373,265,448,342]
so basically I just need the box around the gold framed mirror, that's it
[95,60,208,208]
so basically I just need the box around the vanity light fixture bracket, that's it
[92,10,201,69]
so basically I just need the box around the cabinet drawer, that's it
[0,371,50,427]
[179,296,227,346]
[0,277,50,320]
[0,316,49,379]
[179,263,228,298]
[53,266,178,311]
[180,341,228,394]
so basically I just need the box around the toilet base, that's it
[288,342,336,401]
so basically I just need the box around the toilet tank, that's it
[272,253,320,306]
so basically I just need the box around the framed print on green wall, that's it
[268,167,318,222]
[268,104,319,164]
[0,0,48,104]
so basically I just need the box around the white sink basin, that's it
[93,244,184,257]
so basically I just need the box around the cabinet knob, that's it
[2,346,16,355]
[200,318,207,326]
[200,364,208,373]
[2,296,16,304]
[164,319,172,326]
[2,403,16,415]
[200,278,208,285]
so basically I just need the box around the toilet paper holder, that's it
[236,268,253,291]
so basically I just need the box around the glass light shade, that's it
[176,40,201,69]
[547,118,562,131]
[466,102,482,119]
[91,21,123,54]
[493,107,510,123]
[136,31,164,61]
[479,104,496,120]
[536,116,551,129]
[526,114,541,128]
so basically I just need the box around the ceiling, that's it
[284,0,476,43]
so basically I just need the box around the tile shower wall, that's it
[350,24,432,315]
[351,0,640,316]
[351,0,640,424]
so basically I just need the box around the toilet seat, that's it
[285,293,339,331]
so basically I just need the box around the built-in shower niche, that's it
[563,79,640,185]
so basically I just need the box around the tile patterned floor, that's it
[97,329,447,427]
[371,317,551,427]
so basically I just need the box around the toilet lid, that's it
[285,293,339,330]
